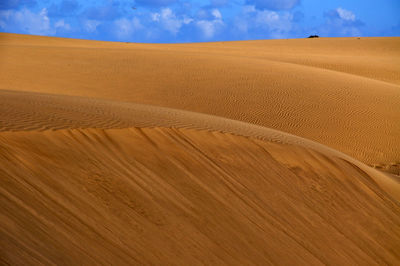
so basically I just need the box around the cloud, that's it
[55,19,71,30]
[114,17,143,40]
[151,8,192,35]
[0,8,52,35]
[84,19,101,32]
[135,0,177,7]
[336,7,355,21]
[321,7,364,37]
[211,9,222,19]
[196,8,223,39]
[0,0,384,43]
[256,10,292,31]
[233,5,295,39]
[324,7,363,26]
[245,0,300,10]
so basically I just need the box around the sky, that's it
[0,0,399,43]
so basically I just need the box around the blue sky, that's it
[1,0,399,43]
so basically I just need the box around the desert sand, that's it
[0,33,399,265]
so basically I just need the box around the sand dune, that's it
[1,127,400,265]
[1,33,399,169]
[1,89,400,265]
[1,33,400,264]
[0,89,399,196]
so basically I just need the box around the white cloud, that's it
[336,7,356,21]
[161,8,182,34]
[151,8,191,35]
[196,20,215,38]
[0,8,52,35]
[211,9,222,20]
[183,16,193,24]
[84,20,101,32]
[234,6,294,38]
[151,13,160,22]
[55,19,71,31]
[321,7,363,37]
[256,10,293,32]
[149,7,224,39]
[196,9,223,39]
[114,17,143,40]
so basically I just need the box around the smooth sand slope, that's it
[1,33,400,169]
[1,127,400,265]
[0,34,400,264]
[1,88,400,265]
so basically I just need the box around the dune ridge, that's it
[1,89,399,205]
[1,33,399,169]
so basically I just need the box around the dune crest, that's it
[1,89,399,197]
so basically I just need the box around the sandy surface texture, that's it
[1,33,399,168]
[1,128,400,265]
[0,33,399,265]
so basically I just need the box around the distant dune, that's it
[0,33,399,265]
[1,33,399,169]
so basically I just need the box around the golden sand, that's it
[0,33,399,264]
